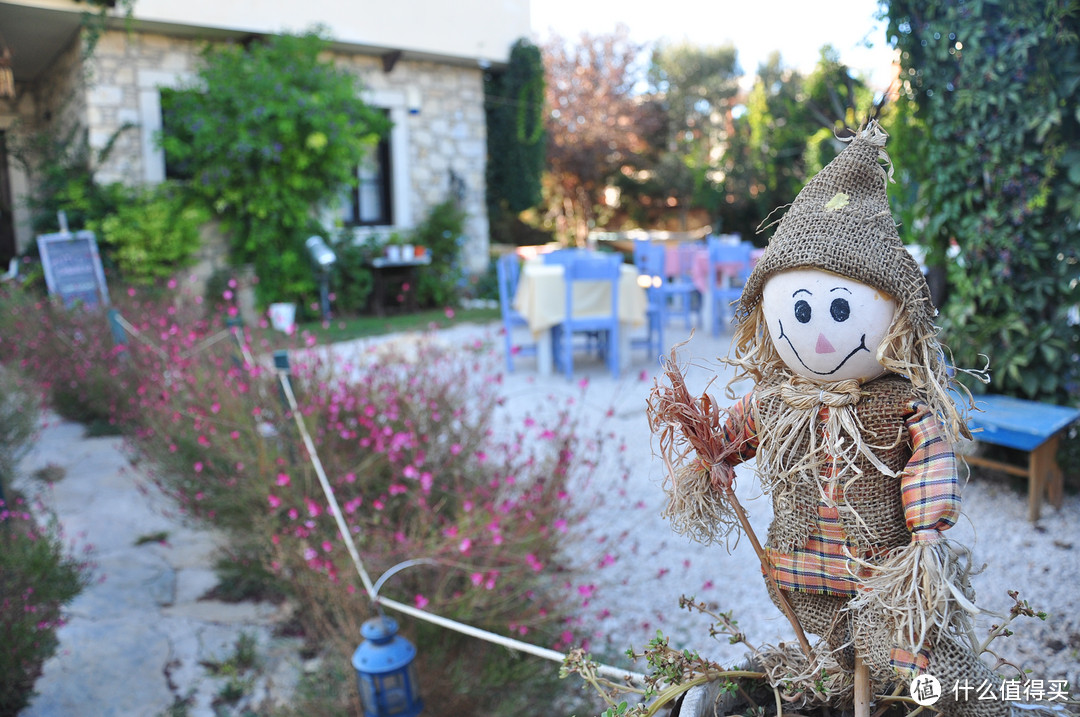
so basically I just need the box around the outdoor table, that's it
[365,254,432,316]
[512,257,647,375]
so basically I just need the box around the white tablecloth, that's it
[513,262,647,334]
[511,260,647,375]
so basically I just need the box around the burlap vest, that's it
[755,374,916,554]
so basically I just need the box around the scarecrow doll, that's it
[657,121,1011,716]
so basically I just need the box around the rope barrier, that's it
[273,360,649,687]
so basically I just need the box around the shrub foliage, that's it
[159,30,390,308]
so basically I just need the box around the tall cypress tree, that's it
[485,39,546,217]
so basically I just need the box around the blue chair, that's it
[542,248,584,267]
[632,240,697,330]
[707,236,753,336]
[552,252,622,379]
[630,242,667,360]
[495,253,536,372]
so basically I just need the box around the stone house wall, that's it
[82,29,491,274]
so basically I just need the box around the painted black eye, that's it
[794,299,812,323]
[830,298,851,322]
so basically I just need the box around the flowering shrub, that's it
[0,495,91,716]
[0,365,38,496]
[0,285,137,432]
[1,278,619,712]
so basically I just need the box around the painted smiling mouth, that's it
[776,320,869,376]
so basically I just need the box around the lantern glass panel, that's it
[408,663,421,701]
[358,675,377,714]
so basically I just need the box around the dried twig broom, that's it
[647,340,813,658]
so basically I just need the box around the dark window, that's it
[160,87,196,181]
[344,108,392,226]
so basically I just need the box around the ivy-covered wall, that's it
[887,1,1080,404]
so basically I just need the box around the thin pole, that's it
[854,652,871,717]
[723,486,814,659]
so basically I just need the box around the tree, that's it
[159,31,390,307]
[485,38,546,217]
[886,1,1080,403]
[716,49,876,241]
[647,42,740,229]
[541,26,663,244]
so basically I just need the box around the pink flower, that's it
[267,494,282,509]
[458,538,472,554]
[598,554,616,568]
[305,498,322,517]
[414,594,429,609]
[444,307,455,319]
[322,541,333,553]
[470,572,484,586]
[450,443,462,455]
[276,473,290,486]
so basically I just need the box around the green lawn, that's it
[292,306,500,344]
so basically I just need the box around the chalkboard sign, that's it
[37,230,111,308]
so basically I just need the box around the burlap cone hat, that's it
[737,121,934,330]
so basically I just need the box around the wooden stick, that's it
[854,652,871,717]
[724,486,814,659]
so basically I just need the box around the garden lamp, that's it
[305,235,337,319]
[352,615,423,717]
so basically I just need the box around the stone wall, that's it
[346,55,490,274]
[87,30,201,186]
[84,30,491,274]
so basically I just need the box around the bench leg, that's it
[1044,435,1064,510]
[1028,436,1064,522]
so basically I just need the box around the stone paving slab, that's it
[15,416,299,717]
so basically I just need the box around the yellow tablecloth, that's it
[513,262,648,334]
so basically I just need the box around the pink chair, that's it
[707,237,753,336]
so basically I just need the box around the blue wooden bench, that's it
[962,394,1080,521]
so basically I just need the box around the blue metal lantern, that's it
[352,616,423,717]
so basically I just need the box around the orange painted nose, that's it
[815,333,836,354]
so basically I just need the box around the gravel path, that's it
[446,321,1080,694]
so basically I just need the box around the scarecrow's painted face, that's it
[761,268,897,382]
